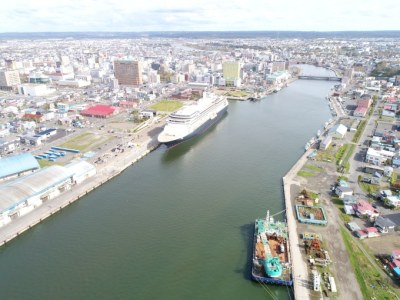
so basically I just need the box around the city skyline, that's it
[1,0,400,33]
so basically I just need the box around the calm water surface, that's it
[0,68,335,300]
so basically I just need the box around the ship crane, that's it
[265,209,286,222]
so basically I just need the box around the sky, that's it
[1,0,399,32]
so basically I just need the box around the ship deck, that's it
[253,219,292,286]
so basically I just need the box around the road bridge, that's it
[298,75,342,81]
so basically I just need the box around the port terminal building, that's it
[0,161,96,228]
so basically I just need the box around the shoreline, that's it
[282,84,341,299]
[0,135,161,247]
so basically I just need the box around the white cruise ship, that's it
[158,92,228,146]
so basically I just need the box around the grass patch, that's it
[352,120,367,143]
[381,116,395,123]
[332,196,352,223]
[335,144,349,164]
[149,100,183,112]
[340,227,400,300]
[37,159,63,168]
[225,91,249,98]
[343,144,356,164]
[297,164,323,178]
[297,170,316,177]
[316,147,335,162]
[359,181,380,195]
[304,164,322,171]
[59,132,112,152]
[336,144,355,172]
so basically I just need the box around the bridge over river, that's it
[298,75,342,81]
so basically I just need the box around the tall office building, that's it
[223,61,241,87]
[0,70,21,90]
[114,60,143,86]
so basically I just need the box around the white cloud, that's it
[0,0,399,32]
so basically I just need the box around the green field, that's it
[297,164,323,177]
[37,159,63,168]
[59,132,112,152]
[340,227,400,300]
[225,91,249,98]
[150,100,183,112]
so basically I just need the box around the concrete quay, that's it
[283,148,316,300]
[0,135,160,247]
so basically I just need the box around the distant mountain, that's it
[1,31,400,39]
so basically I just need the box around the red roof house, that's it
[392,250,400,260]
[353,200,380,220]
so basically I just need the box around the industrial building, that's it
[0,161,96,228]
[0,153,40,182]
[80,105,118,118]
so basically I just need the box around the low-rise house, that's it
[347,222,361,232]
[382,110,396,118]
[364,165,385,175]
[353,200,380,220]
[365,227,380,238]
[319,135,332,150]
[353,107,368,117]
[375,215,396,233]
[354,230,368,239]
[365,147,395,166]
[386,196,400,208]
[392,249,400,260]
[329,124,347,139]
[0,139,18,155]
[343,195,357,205]
[335,186,353,198]
[354,227,380,239]
[393,155,400,168]
[344,205,355,215]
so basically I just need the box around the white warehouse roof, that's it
[0,165,74,214]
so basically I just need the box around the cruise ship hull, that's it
[161,106,228,147]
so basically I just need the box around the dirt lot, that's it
[363,234,400,256]
[293,159,364,300]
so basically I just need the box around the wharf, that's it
[282,148,318,300]
[0,134,161,247]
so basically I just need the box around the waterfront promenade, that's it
[0,133,161,247]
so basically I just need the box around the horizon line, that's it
[2,30,400,34]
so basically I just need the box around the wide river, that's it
[0,65,335,300]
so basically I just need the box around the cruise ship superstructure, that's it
[158,92,228,147]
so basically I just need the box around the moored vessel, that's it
[251,211,293,286]
[158,92,228,147]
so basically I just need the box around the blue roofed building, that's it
[0,153,40,182]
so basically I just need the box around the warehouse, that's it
[0,153,40,182]
[0,161,96,228]
[66,161,97,184]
